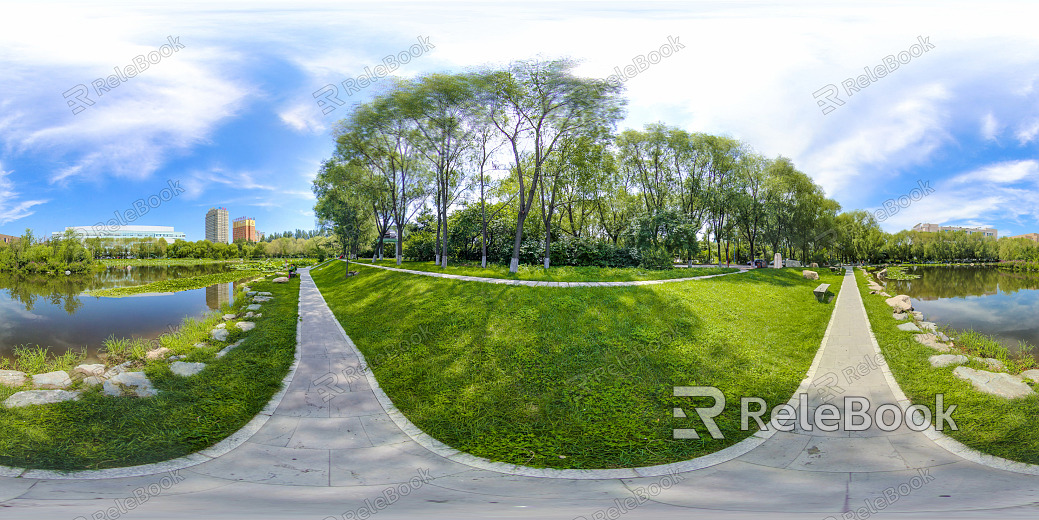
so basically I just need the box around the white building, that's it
[53,225,186,242]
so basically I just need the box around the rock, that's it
[257,292,272,296]
[215,323,226,329]
[216,340,244,359]
[936,331,950,342]
[978,358,1005,371]
[913,334,950,352]
[1020,369,1039,382]
[3,390,81,408]
[246,304,261,311]
[802,270,819,280]
[168,355,186,361]
[952,366,1034,399]
[235,321,255,332]
[193,342,207,349]
[82,376,104,387]
[108,372,158,398]
[879,292,891,297]
[247,291,257,296]
[892,312,908,320]
[103,361,134,379]
[74,364,106,378]
[102,380,122,397]
[0,370,27,387]
[930,354,968,367]
[32,371,72,390]
[272,277,289,283]
[170,362,206,377]
[911,311,924,320]
[211,328,229,342]
[897,322,922,332]
[253,296,273,302]
[810,262,819,268]
[877,268,888,277]
[918,322,938,333]
[885,295,913,312]
[223,314,237,321]
[145,347,172,361]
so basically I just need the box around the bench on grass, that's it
[813,283,831,298]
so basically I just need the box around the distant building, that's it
[233,216,259,242]
[205,207,229,244]
[52,225,186,241]
[912,223,998,239]
[0,233,18,244]
[1009,233,1039,243]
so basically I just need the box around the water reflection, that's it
[0,265,245,362]
[884,267,1039,358]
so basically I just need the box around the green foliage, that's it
[358,259,733,282]
[89,271,263,297]
[638,247,674,270]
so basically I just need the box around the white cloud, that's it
[981,112,1000,140]
[1015,119,1039,144]
[0,163,47,225]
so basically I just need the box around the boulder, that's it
[235,321,255,332]
[246,291,257,296]
[145,347,172,361]
[802,270,819,280]
[215,323,226,329]
[810,262,819,268]
[273,277,289,283]
[170,362,206,377]
[103,361,134,379]
[953,366,1034,399]
[930,354,968,367]
[211,328,229,342]
[911,311,924,320]
[257,292,272,296]
[918,322,938,333]
[193,342,207,349]
[102,380,122,397]
[4,390,81,408]
[936,331,951,342]
[246,304,261,311]
[74,364,106,378]
[168,355,186,361]
[879,292,891,297]
[253,296,273,302]
[216,340,244,359]
[885,295,913,312]
[978,358,1005,371]
[877,268,888,277]
[82,376,104,387]
[32,371,72,390]
[913,334,949,352]
[108,372,158,398]
[1020,369,1039,382]
[892,312,908,320]
[0,370,27,387]
[897,322,922,333]
[223,314,237,321]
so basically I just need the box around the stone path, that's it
[2,267,1039,519]
[350,260,747,286]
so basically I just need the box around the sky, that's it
[1,0,1038,241]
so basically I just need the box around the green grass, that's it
[88,271,264,297]
[0,276,299,470]
[101,258,244,267]
[313,261,840,469]
[854,267,1039,464]
[351,258,739,282]
[880,266,920,280]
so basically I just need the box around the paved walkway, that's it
[1,268,1038,519]
[351,260,746,286]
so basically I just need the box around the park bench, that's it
[813,283,831,300]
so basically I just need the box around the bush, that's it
[639,247,674,270]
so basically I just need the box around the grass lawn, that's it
[350,258,739,282]
[855,268,1039,464]
[313,261,841,469]
[0,276,298,470]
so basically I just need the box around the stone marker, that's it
[4,390,81,408]
[802,270,819,280]
[930,354,968,367]
[773,253,782,269]
[885,295,913,312]
[170,362,206,377]
[32,371,72,390]
[0,370,27,387]
[952,366,1034,399]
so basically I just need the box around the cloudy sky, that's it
[1,0,1037,241]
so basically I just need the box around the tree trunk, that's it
[509,212,527,273]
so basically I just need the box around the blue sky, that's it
[1,0,1038,241]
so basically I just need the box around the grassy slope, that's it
[313,261,840,469]
[854,268,1039,464]
[352,259,739,282]
[89,271,263,297]
[0,277,298,470]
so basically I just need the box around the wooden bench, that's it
[813,283,831,298]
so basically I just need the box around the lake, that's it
[882,266,1039,358]
[0,265,245,363]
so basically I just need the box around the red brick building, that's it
[233,217,258,242]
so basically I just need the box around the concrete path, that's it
[350,260,746,286]
[2,267,1038,519]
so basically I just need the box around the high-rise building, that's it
[205,207,229,244]
[912,223,997,239]
[233,216,259,242]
